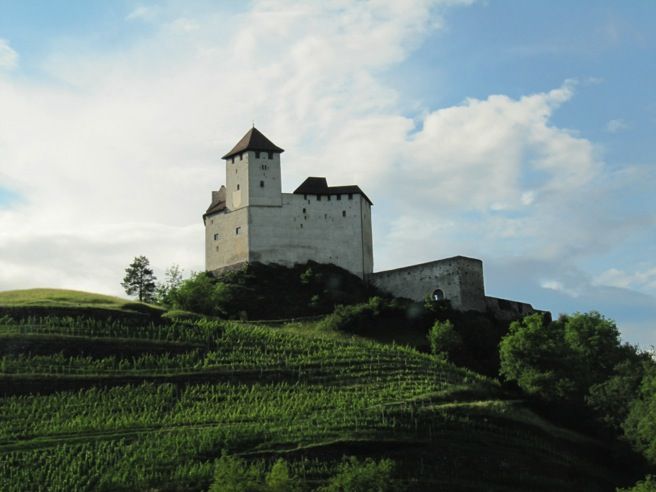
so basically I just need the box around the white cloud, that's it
[0,39,18,70]
[540,279,580,298]
[593,267,656,292]
[606,118,628,133]
[126,6,156,22]
[0,0,472,295]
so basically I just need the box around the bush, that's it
[208,455,302,492]
[168,262,379,320]
[618,475,656,492]
[209,454,263,492]
[319,456,395,492]
[427,319,461,361]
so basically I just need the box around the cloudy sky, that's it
[1,0,655,347]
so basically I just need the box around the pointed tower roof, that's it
[221,127,284,160]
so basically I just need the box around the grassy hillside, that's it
[0,309,634,491]
[0,288,165,322]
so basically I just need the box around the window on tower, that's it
[235,227,241,235]
[213,233,219,240]
[260,180,264,187]
[237,184,240,190]
[255,151,261,158]
[268,152,273,159]
[342,211,346,217]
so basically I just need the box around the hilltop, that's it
[0,288,643,491]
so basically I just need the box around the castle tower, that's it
[221,127,284,209]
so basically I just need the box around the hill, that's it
[0,288,165,322]
[0,289,636,491]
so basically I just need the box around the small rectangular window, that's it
[342,211,346,217]
[317,195,321,201]
[300,223,303,228]
[336,195,341,201]
[255,151,261,158]
[268,152,273,159]
[302,208,306,213]
[239,153,243,160]
[303,194,307,200]
[348,193,353,200]
[231,157,235,164]
[235,226,241,235]
[213,233,219,240]
[237,184,240,190]
[260,180,264,187]
[327,195,331,201]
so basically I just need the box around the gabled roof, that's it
[294,176,373,205]
[204,199,226,218]
[221,127,284,160]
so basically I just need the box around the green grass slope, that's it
[0,288,165,322]
[0,309,630,492]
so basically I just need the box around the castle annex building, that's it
[205,128,536,319]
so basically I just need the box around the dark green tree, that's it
[427,319,461,361]
[499,313,577,402]
[562,311,624,389]
[624,365,656,463]
[121,255,157,303]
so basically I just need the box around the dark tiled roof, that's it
[203,186,227,219]
[294,177,373,205]
[204,200,226,218]
[222,127,284,160]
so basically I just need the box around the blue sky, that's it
[0,0,654,347]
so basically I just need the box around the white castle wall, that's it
[205,207,249,271]
[225,152,282,209]
[248,193,373,278]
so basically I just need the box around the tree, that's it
[121,256,157,303]
[427,319,461,361]
[499,313,578,402]
[624,365,656,464]
[154,264,184,306]
[562,312,624,388]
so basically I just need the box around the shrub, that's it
[319,456,395,492]
[427,319,461,360]
[618,475,656,492]
[209,454,263,492]
[208,455,302,492]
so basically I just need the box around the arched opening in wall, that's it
[432,289,445,301]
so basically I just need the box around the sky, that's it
[0,0,655,347]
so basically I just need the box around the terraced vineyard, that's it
[0,314,625,491]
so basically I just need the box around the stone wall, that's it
[485,296,536,321]
[248,192,373,278]
[205,207,249,272]
[368,256,487,311]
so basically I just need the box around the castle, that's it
[204,128,536,319]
